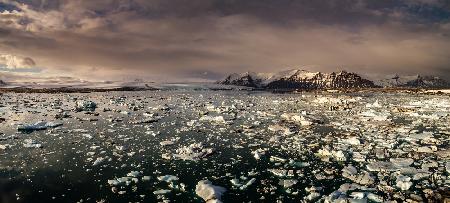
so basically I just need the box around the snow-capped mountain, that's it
[219,70,450,89]
[218,72,271,87]
[218,69,377,89]
[375,74,449,88]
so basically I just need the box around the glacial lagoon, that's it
[0,90,449,202]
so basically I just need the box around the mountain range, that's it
[218,69,450,89]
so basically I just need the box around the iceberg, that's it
[195,180,226,203]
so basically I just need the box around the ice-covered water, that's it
[0,90,449,202]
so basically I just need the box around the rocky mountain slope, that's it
[218,70,377,89]
[0,80,6,86]
[219,70,450,89]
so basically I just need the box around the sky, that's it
[0,0,449,82]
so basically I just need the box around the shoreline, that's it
[0,86,158,94]
[0,86,449,94]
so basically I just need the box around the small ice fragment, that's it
[395,175,413,190]
[253,151,261,160]
[160,140,175,146]
[158,175,179,183]
[92,157,105,166]
[142,176,151,181]
[153,189,171,195]
[23,139,42,148]
[127,171,142,178]
[199,115,226,124]
[343,137,361,145]
[280,179,298,188]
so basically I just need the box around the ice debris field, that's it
[0,90,449,202]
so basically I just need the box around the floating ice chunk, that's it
[366,161,397,172]
[305,186,322,193]
[416,146,433,153]
[153,189,171,195]
[120,110,130,115]
[230,178,256,190]
[160,140,175,146]
[305,192,320,201]
[253,151,261,160]
[82,134,93,139]
[352,152,366,162]
[317,148,333,157]
[436,149,450,158]
[230,179,241,187]
[356,172,375,185]
[0,144,11,150]
[395,175,413,190]
[268,125,293,135]
[333,150,347,161]
[367,193,383,202]
[200,116,226,124]
[76,100,97,111]
[158,175,179,183]
[289,160,310,167]
[92,157,105,166]
[342,165,375,185]
[408,132,433,140]
[279,179,298,188]
[421,160,438,169]
[107,179,121,186]
[142,176,151,181]
[106,171,143,188]
[445,162,450,173]
[115,145,127,151]
[143,112,156,117]
[195,180,226,203]
[281,113,321,126]
[127,171,142,178]
[270,156,287,163]
[342,165,358,177]
[350,192,366,199]
[17,121,62,131]
[23,139,42,148]
[186,120,196,127]
[359,110,390,121]
[267,124,286,132]
[390,158,414,168]
[267,169,294,177]
[239,178,256,190]
[205,104,216,112]
[45,121,63,128]
[343,137,361,145]
[173,143,214,161]
[365,100,382,108]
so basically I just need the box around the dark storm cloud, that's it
[0,0,449,81]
